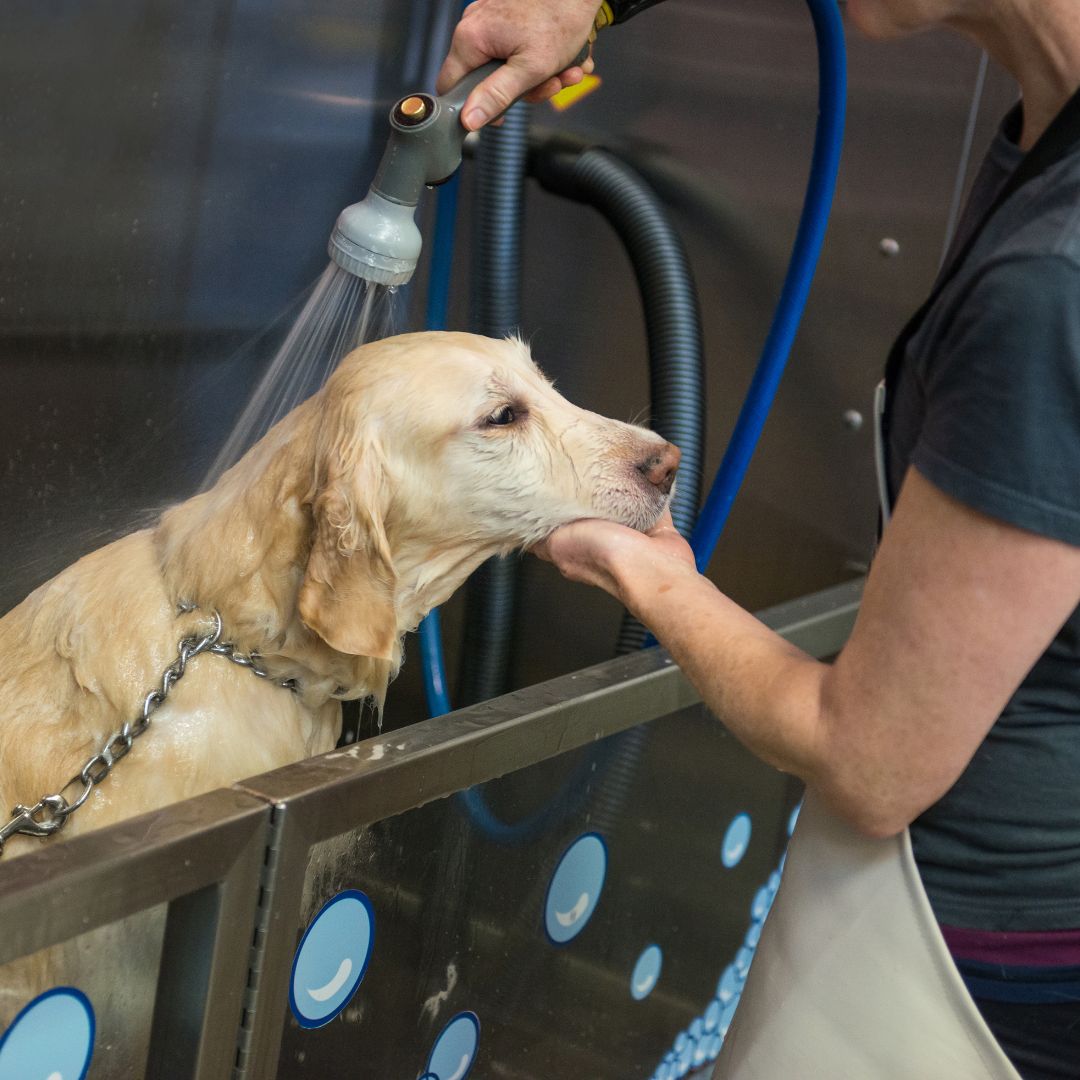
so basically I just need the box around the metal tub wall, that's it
[0,789,269,1080]
[0,583,857,1078]
[266,709,798,1078]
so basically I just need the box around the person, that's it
[440,2,1080,1078]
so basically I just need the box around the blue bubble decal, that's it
[289,889,375,1029]
[751,884,772,921]
[631,944,663,1000]
[704,998,721,1032]
[717,963,740,1004]
[707,1032,724,1061]
[425,1011,480,1080]
[676,1032,695,1074]
[721,997,740,1037]
[544,832,607,945]
[693,1035,708,1067]
[648,819,796,1076]
[0,987,94,1080]
[721,812,752,868]
[735,945,755,977]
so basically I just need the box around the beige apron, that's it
[712,790,1021,1079]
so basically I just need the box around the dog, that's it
[0,330,679,862]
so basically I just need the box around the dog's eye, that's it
[485,405,517,427]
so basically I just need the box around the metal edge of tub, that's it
[231,576,864,1077]
[0,786,272,1080]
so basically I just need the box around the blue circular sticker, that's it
[720,997,740,1038]
[425,1011,480,1080]
[289,889,375,1028]
[707,1032,724,1061]
[630,944,663,1000]
[677,1032,695,1073]
[716,963,740,1004]
[0,987,94,1080]
[704,998,721,1032]
[544,832,607,944]
[721,813,752,868]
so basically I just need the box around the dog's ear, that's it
[298,419,398,661]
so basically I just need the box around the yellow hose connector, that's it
[592,2,615,39]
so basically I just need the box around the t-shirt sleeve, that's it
[913,255,1080,545]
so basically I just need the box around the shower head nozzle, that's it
[328,64,501,288]
[328,191,423,287]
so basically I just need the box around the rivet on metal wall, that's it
[878,237,900,258]
[843,409,864,431]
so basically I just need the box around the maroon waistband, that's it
[940,924,1080,967]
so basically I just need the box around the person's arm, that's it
[537,466,1080,838]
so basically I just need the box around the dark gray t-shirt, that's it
[886,107,1080,930]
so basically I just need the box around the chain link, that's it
[0,607,297,857]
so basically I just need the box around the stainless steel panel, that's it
[234,579,858,1076]
[0,581,856,1077]
[274,710,798,1077]
[0,903,169,1080]
[0,787,271,1080]
[0,0,452,621]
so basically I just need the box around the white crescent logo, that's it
[445,1053,471,1080]
[554,892,589,927]
[306,957,353,1002]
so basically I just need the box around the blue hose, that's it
[689,0,846,570]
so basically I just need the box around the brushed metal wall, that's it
[0,0,1018,725]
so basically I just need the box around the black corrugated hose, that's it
[457,101,532,707]
[528,143,706,652]
[454,134,706,844]
[527,142,706,838]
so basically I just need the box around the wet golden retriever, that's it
[0,331,678,859]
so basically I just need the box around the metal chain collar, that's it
[0,607,297,857]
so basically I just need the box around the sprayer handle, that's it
[438,40,592,118]
[439,59,501,115]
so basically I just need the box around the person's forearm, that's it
[615,557,830,784]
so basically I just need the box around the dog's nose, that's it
[637,442,681,494]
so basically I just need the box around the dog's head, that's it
[298,331,679,660]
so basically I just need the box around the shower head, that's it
[328,66,498,287]
[328,191,424,287]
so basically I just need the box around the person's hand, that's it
[533,507,698,604]
[436,0,601,131]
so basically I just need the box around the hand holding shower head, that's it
[329,37,594,287]
[328,63,501,287]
